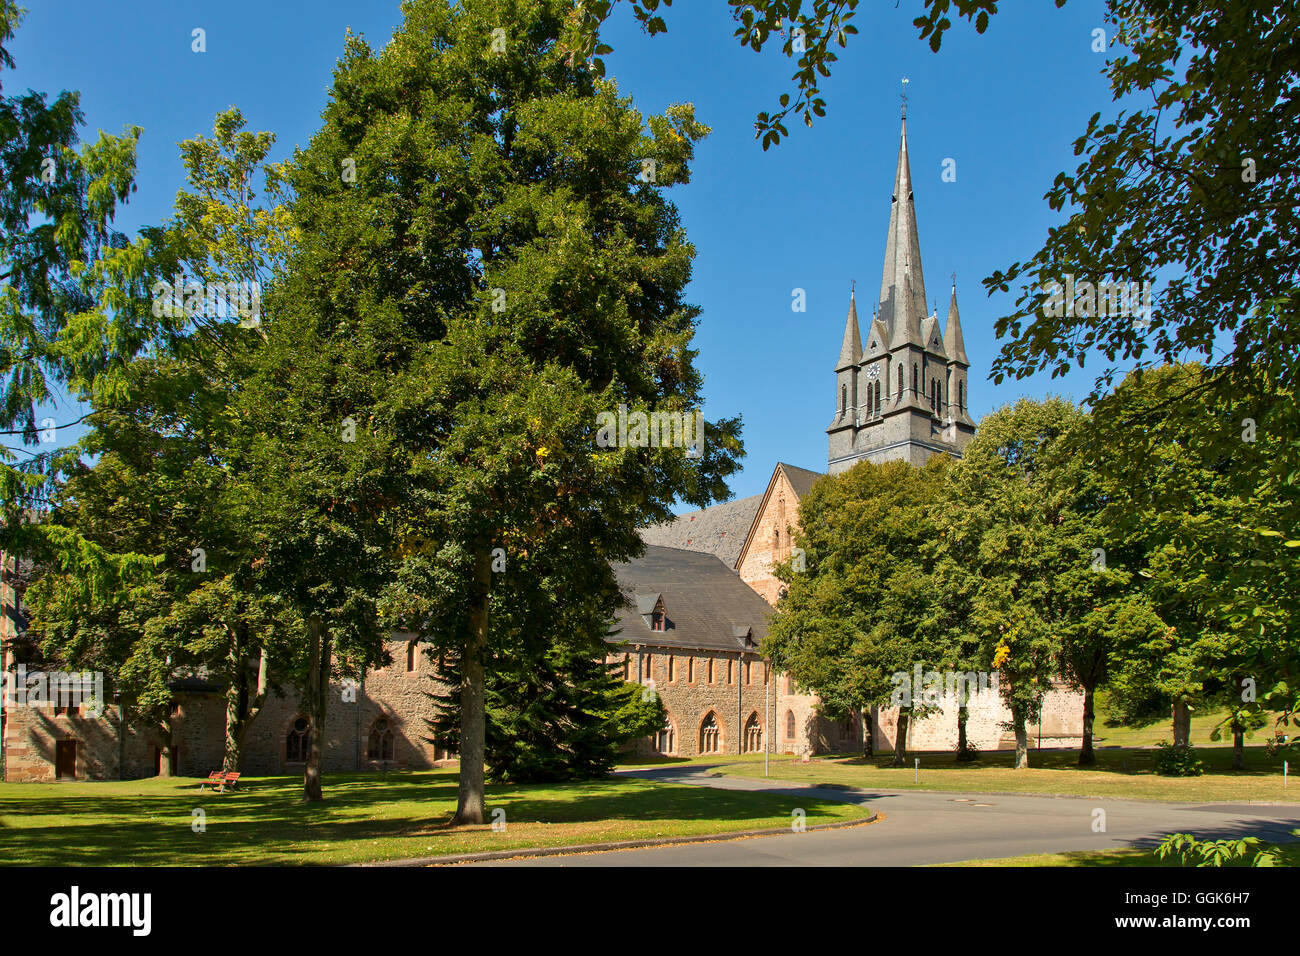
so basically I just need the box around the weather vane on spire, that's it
[900,77,909,119]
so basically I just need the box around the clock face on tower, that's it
[866,365,879,379]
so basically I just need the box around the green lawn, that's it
[1090,701,1270,749]
[935,845,1300,867]
[685,744,1299,803]
[0,769,868,866]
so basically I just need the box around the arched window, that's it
[912,364,918,393]
[367,717,395,762]
[699,713,721,754]
[656,720,676,754]
[959,381,965,409]
[841,383,848,414]
[874,381,882,416]
[785,710,796,740]
[286,717,311,763]
[687,657,695,682]
[623,655,630,680]
[668,655,675,682]
[707,658,714,683]
[406,641,417,673]
[743,713,763,753]
[897,364,903,396]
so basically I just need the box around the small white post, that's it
[1285,761,1288,788]
[914,757,919,783]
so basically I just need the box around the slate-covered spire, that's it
[835,289,862,369]
[888,258,925,351]
[877,117,928,337]
[944,280,969,366]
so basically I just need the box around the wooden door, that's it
[55,739,77,779]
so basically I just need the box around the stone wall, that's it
[736,469,802,606]
[1,636,456,781]
[871,680,1085,754]
[613,646,782,758]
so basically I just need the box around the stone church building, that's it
[629,114,1081,759]
[0,114,1080,782]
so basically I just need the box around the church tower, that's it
[827,111,976,474]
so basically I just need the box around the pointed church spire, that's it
[889,260,924,351]
[835,287,863,369]
[944,279,969,366]
[878,116,928,338]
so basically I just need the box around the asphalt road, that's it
[471,765,1300,866]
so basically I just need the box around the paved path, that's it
[471,765,1300,866]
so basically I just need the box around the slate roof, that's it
[609,546,773,654]
[638,494,763,568]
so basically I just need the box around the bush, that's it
[1153,741,1203,776]
[1157,831,1296,867]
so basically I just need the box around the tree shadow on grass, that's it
[0,770,846,866]
[818,745,1287,778]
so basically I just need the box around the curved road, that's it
[472,765,1300,866]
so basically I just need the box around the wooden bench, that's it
[199,771,241,793]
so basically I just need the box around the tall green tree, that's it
[1092,363,1298,754]
[938,398,1146,768]
[0,0,145,565]
[255,0,741,813]
[768,457,950,766]
[27,108,299,776]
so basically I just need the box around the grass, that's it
[685,744,1299,803]
[934,844,1300,867]
[0,768,868,866]
[934,848,1165,867]
[1090,701,1271,750]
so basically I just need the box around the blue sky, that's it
[10,0,1123,502]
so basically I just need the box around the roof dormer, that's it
[732,625,756,650]
[637,593,669,632]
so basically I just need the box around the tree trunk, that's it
[1172,698,1191,748]
[1013,709,1030,769]
[1231,675,1246,771]
[1078,683,1096,766]
[890,711,909,767]
[956,703,969,761]
[223,638,269,773]
[861,707,872,758]
[453,548,493,825]
[303,615,332,802]
[157,715,176,777]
